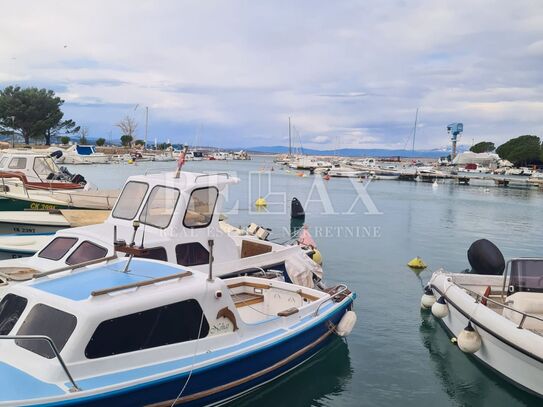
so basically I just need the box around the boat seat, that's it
[231,292,264,308]
[503,292,543,332]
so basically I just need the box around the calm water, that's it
[73,156,543,407]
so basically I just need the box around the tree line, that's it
[470,135,542,166]
[0,86,149,148]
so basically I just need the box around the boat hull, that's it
[0,197,72,211]
[0,221,62,235]
[430,281,543,397]
[28,300,352,407]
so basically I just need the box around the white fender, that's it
[336,310,357,337]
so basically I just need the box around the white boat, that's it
[327,164,365,178]
[184,151,204,161]
[0,210,109,235]
[423,240,543,396]
[289,156,332,170]
[0,234,52,260]
[0,253,355,406]
[58,145,109,165]
[0,149,87,187]
[0,170,326,292]
[211,151,232,160]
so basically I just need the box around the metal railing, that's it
[452,282,543,330]
[0,335,80,391]
[195,173,230,182]
[314,284,349,316]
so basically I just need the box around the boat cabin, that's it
[0,150,63,183]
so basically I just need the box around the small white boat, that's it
[327,164,365,178]
[0,234,52,259]
[423,240,543,396]
[0,210,110,235]
[58,145,109,165]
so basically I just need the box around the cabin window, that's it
[0,294,28,335]
[0,157,7,168]
[135,246,168,261]
[183,187,218,228]
[112,181,149,220]
[38,237,78,261]
[16,304,77,359]
[85,299,209,359]
[8,157,27,169]
[66,241,108,265]
[139,186,180,229]
[176,243,209,266]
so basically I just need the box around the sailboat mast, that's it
[411,108,419,156]
[144,106,149,149]
[288,117,292,157]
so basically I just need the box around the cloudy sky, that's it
[1,0,542,150]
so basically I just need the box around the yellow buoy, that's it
[127,159,134,164]
[312,249,323,265]
[255,197,267,207]
[407,256,427,269]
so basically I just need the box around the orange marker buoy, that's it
[323,174,331,180]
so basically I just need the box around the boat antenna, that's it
[411,108,419,157]
[207,239,214,281]
[175,145,189,178]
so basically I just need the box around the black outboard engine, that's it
[291,197,305,220]
[49,150,63,160]
[467,239,505,275]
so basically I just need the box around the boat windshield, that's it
[33,157,59,179]
[509,259,543,293]
[112,181,149,220]
[139,186,180,229]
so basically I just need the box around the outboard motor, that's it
[467,239,505,275]
[70,174,86,185]
[49,150,63,160]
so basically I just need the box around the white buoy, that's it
[336,310,357,337]
[421,286,436,309]
[432,180,438,189]
[457,322,482,353]
[431,296,449,318]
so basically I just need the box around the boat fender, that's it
[431,296,448,318]
[312,249,323,266]
[421,286,436,309]
[336,310,357,337]
[457,322,481,353]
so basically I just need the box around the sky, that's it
[0,0,542,150]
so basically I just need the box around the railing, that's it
[450,282,543,330]
[314,284,349,316]
[0,335,80,392]
[195,173,230,182]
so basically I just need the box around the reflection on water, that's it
[230,337,353,407]
[419,311,539,406]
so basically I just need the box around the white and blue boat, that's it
[0,253,356,406]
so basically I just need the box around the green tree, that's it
[60,136,70,145]
[470,141,495,153]
[0,86,77,145]
[134,139,145,147]
[95,137,106,146]
[120,135,133,147]
[496,135,541,166]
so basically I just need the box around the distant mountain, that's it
[245,145,460,158]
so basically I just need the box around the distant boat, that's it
[57,144,109,164]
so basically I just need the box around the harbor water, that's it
[74,156,543,407]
